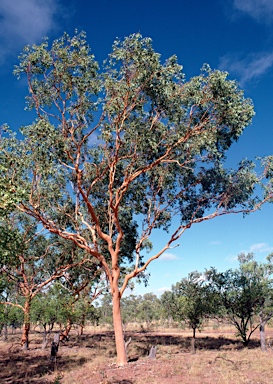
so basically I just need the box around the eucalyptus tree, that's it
[120,294,141,327]
[0,125,28,219]
[137,293,161,327]
[163,272,218,353]
[31,282,100,347]
[161,290,176,327]
[1,31,272,364]
[0,213,94,349]
[206,253,273,348]
[98,293,113,326]
[31,283,74,348]
[76,296,101,335]
[0,276,23,340]
[53,260,105,340]
[238,252,273,351]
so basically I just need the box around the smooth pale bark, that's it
[259,312,272,352]
[41,323,54,350]
[260,321,267,352]
[42,328,49,350]
[112,289,127,366]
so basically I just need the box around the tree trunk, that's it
[3,324,8,341]
[22,322,30,350]
[41,324,52,350]
[112,289,127,366]
[260,313,267,352]
[79,312,86,336]
[242,335,249,347]
[42,328,48,350]
[21,300,31,350]
[60,318,72,341]
[191,327,196,354]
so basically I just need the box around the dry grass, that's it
[1,326,273,383]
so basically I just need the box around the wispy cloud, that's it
[233,0,273,23]
[160,252,179,261]
[225,253,239,263]
[0,0,59,61]
[155,287,171,295]
[226,243,273,263]
[219,51,273,85]
[249,242,273,253]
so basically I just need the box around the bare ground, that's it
[1,327,273,384]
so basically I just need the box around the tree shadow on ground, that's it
[0,330,261,383]
[0,347,89,384]
[70,331,261,355]
[122,333,261,358]
[110,381,133,384]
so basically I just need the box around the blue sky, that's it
[1,0,273,295]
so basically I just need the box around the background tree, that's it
[0,126,27,217]
[1,31,272,365]
[120,294,141,329]
[31,282,100,348]
[31,284,74,348]
[75,296,101,336]
[165,271,218,353]
[0,276,23,340]
[121,293,161,329]
[53,262,104,340]
[161,290,176,328]
[136,293,161,328]
[0,212,96,349]
[237,252,273,351]
[98,293,113,326]
[206,253,273,347]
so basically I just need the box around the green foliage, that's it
[206,253,273,346]
[1,30,269,363]
[0,210,103,346]
[0,276,24,332]
[121,293,161,326]
[31,285,72,328]
[2,31,261,281]
[97,293,113,325]
[162,271,218,335]
[0,126,27,217]
[260,155,273,202]
[31,282,101,331]
[136,293,161,325]
[0,303,23,331]
[97,292,162,327]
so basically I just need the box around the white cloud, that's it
[233,0,273,22]
[225,253,239,263]
[160,252,178,261]
[155,287,171,296]
[249,242,273,253]
[219,51,273,85]
[0,0,58,61]
[226,243,273,263]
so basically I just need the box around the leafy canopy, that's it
[0,31,264,296]
[206,253,273,346]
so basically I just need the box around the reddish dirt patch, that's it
[1,329,273,383]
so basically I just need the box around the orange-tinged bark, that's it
[112,288,127,366]
[21,300,31,350]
